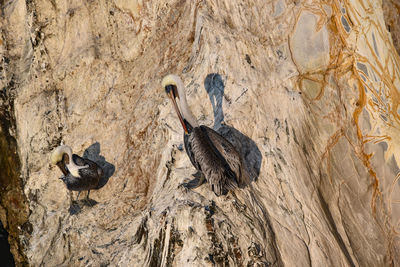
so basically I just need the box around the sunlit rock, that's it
[0,0,399,266]
[290,10,330,74]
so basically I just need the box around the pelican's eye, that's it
[165,84,173,94]
[165,84,179,98]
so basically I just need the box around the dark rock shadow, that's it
[0,221,14,267]
[204,73,262,182]
[83,142,115,189]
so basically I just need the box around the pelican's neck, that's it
[176,78,199,128]
[65,151,75,168]
[59,146,77,169]
[60,146,86,177]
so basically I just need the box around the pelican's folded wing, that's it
[201,126,249,187]
[72,154,87,166]
[189,126,240,195]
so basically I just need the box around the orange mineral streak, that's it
[330,0,400,238]
[295,0,400,231]
[352,78,367,139]
[321,129,344,185]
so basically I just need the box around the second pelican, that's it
[162,74,249,196]
[51,145,104,200]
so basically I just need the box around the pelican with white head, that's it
[51,145,104,200]
[162,74,249,196]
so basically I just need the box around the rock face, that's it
[383,0,400,55]
[1,0,399,266]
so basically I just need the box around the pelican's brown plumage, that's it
[162,74,249,196]
[51,145,104,200]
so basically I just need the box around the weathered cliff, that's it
[1,0,400,266]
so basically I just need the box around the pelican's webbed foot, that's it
[84,190,97,207]
[181,172,206,189]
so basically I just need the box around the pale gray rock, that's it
[0,0,399,266]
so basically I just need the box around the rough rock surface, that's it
[383,0,400,55]
[0,0,400,266]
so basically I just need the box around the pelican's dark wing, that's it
[202,126,249,187]
[189,125,244,196]
[184,133,200,171]
[72,154,86,166]
[72,154,104,188]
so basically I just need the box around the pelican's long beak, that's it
[56,161,68,176]
[166,85,188,134]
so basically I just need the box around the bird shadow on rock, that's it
[69,142,115,215]
[69,199,98,215]
[204,73,262,182]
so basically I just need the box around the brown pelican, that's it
[162,74,249,196]
[51,145,104,200]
